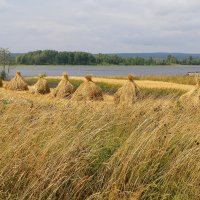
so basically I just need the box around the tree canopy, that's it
[0,48,11,70]
[15,50,200,66]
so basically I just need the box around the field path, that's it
[46,76,194,91]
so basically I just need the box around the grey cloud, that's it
[0,0,200,53]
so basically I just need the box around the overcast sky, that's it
[0,0,200,53]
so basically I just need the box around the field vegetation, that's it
[107,75,197,85]
[0,86,199,199]
[0,75,199,199]
[26,77,185,97]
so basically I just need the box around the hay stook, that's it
[52,73,74,98]
[72,75,103,101]
[4,71,28,91]
[114,74,141,105]
[33,74,50,94]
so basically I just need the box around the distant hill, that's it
[111,53,200,59]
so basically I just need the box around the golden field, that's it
[0,76,199,200]
[30,76,194,91]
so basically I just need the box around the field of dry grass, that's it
[0,83,200,199]
[41,76,194,92]
[24,77,186,98]
[103,75,197,85]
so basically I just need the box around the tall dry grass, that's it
[108,75,196,85]
[0,89,200,199]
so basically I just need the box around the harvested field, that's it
[0,85,200,199]
[43,76,194,91]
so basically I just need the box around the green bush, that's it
[0,71,7,80]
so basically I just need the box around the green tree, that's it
[0,48,11,72]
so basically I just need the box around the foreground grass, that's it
[0,89,199,200]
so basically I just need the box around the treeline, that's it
[15,50,200,65]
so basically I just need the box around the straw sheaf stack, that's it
[4,71,28,91]
[72,75,103,101]
[179,78,200,106]
[52,73,74,98]
[114,74,140,105]
[33,74,50,94]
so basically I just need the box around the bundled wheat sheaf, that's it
[4,71,28,91]
[52,73,74,99]
[32,74,50,94]
[114,74,141,104]
[72,74,103,101]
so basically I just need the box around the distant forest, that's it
[15,50,200,65]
